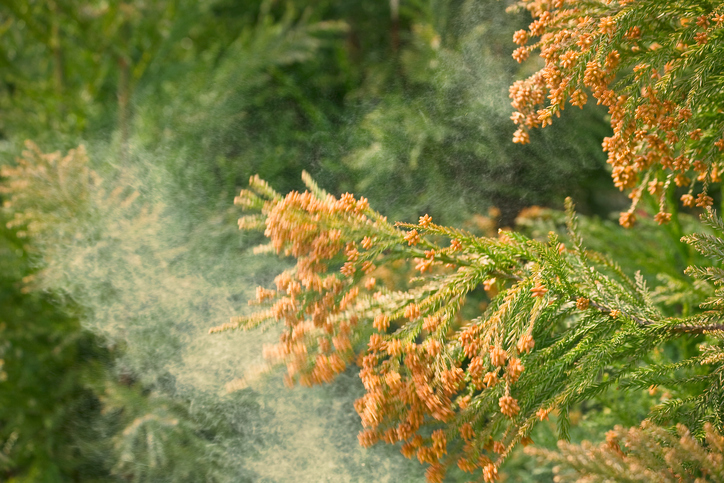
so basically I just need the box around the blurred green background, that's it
[0,1,634,481]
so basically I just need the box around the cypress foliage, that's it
[526,421,724,481]
[223,2,724,480]
[2,1,724,481]
[509,0,724,225]
[227,172,723,481]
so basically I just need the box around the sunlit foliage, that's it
[3,0,724,481]
[527,421,724,482]
[220,2,724,480]
[225,173,724,481]
[509,0,724,225]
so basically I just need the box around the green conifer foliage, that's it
[509,0,724,225]
[226,174,724,481]
[526,421,724,482]
[4,0,724,481]
[221,2,724,480]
